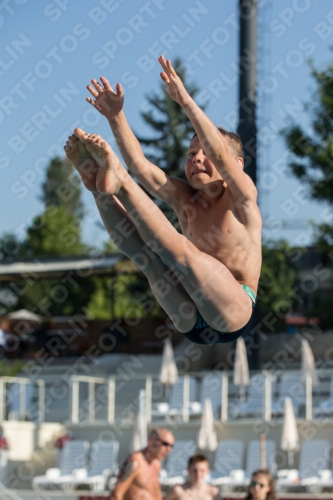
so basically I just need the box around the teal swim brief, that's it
[242,284,256,306]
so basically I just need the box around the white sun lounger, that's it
[32,440,90,490]
[277,439,330,492]
[221,439,276,490]
[314,375,333,416]
[200,374,223,418]
[59,440,119,491]
[209,440,245,486]
[271,373,304,417]
[152,377,201,418]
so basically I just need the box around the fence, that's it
[0,369,326,425]
[0,376,45,423]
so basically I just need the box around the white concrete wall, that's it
[2,421,36,461]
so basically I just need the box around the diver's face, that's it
[185,136,223,187]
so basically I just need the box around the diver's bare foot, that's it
[74,128,127,195]
[64,134,98,192]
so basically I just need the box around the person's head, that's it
[187,454,210,484]
[147,428,175,461]
[246,469,276,500]
[185,128,244,189]
[0,319,9,331]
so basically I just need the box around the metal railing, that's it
[71,375,116,424]
[0,369,322,425]
[68,369,323,425]
[0,376,45,424]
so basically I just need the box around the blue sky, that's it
[1,0,333,249]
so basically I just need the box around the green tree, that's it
[0,203,91,317]
[14,275,96,317]
[0,232,26,261]
[282,54,333,326]
[0,360,23,376]
[259,240,299,326]
[41,157,84,218]
[86,241,164,320]
[282,55,333,245]
[26,206,84,256]
[11,206,96,316]
[0,154,98,317]
[87,272,163,320]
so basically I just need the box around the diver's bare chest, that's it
[183,204,239,243]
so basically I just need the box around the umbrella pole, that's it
[260,433,266,468]
[288,450,294,468]
[240,385,246,402]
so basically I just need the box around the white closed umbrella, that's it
[7,309,41,322]
[301,339,318,386]
[281,397,299,467]
[159,338,178,389]
[197,398,217,451]
[233,337,250,401]
[130,390,147,452]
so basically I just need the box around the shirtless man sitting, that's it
[164,454,221,500]
[110,428,174,500]
[64,56,262,345]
